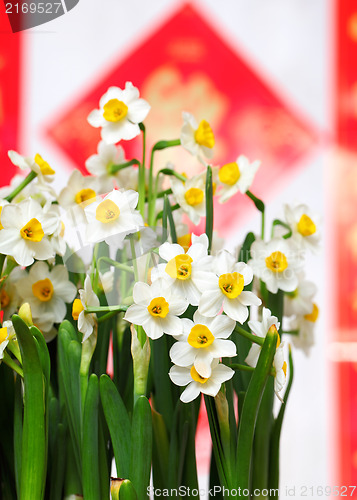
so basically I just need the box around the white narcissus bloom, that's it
[169,359,234,403]
[1,266,25,321]
[217,155,260,203]
[123,279,188,340]
[0,199,57,266]
[170,173,207,225]
[85,140,128,192]
[180,112,215,163]
[84,189,143,245]
[289,303,319,356]
[284,272,317,317]
[72,276,100,342]
[245,308,280,367]
[0,321,16,360]
[169,311,236,378]
[151,234,212,306]
[284,203,320,252]
[248,238,303,294]
[197,250,261,323]
[16,262,77,332]
[8,150,56,181]
[87,83,150,144]
[274,342,287,402]
[58,169,100,216]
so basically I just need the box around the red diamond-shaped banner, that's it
[47,3,317,234]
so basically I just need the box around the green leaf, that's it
[13,375,22,498]
[82,374,100,500]
[162,195,178,244]
[99,375,131,478]
[268,347,294,489]
[129,396,152,499]
[238,232,255,265]
[49,423,66,500]
[235,327,278,489]
[271,219,292,239]
[12,315,46,500]
[205,166,213,253]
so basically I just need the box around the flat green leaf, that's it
[99,375,131,478]
[205,166,213,253]
[82,374,100,500]
[12,315,46,500]
[129,396,152,499]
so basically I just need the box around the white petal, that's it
[142,317,163,340]
[210,314,236,338]
[180,382,201,403]
[169,342,195,367]
[127,99,150,123]
[124,304,148,325]
[159,242,184,262]
[160,315,183,336]
[245,344,261,368]
[223,297,248,324]
[87,109,103,128]
[133,282,152,306]
[194,350,214,378]
[238,291,261,307]
[209,339,237,358]
[198,290,223,317]
[169,365,192,386]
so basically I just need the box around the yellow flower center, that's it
[218,272,244,299]
[184,187,204,207]
[0,206,3,230]
[0,327,8,344]
[72,299,84,321]
[0,289,10,309]
[75,188,96,206]
[297,214,316,237]
[20,218,44,242]
[103,99,128,122]
[165,254,193,281]
[194,120,215,149]
[34,154,55,175]
[147,297,169,318]
[218,162,240,186]
[187,324,215,349]
[190,365,208,384]
[95,199,120,224]
[282,361,287,377]
[304,303,319,323]
[265,251,288,273]
[32,279,54,302]
[177,234,192,252]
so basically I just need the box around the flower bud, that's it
[18,303,33,326]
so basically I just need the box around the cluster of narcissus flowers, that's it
[0,81,320,405]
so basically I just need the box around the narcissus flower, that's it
[0,199,57,266]
[123,279,188,340]
[245,308,280,367]
[58,169,100,223]
[0,321,16,360]
[16,262,77,332]
[217,155,260,203]
[284,203,320,252]
[84,189,143,245]
[85,141,128,192]
[197,250,261,322]
[169,311,236,378]
[274,341,287,402]
[180,112,215,163]
[290,303,319,356]
[8,150,56,179]
[248,238,303,294]
[72,276,100,342]
[151,234,212,306]
[170,173,206,225]
[169,359,234,403]
[284,272,317,317]
[87,83,150,144]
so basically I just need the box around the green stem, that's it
[97,307,128,323]
[234,325,264,346]
[271,219,292,240]
[0,254,6,276]
[85,305,129,314]
[246,190,265,240]
[205,166,213,254]
[138,124,146,218]
[282,330,299,336]
[107,159,140,175]
[5,171,37,203]
[156,203,180,221]
[2,352,23,377]
[148,139,181,226]
[230,363,255,373]
[97,256,134,274]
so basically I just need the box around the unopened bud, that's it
[110,477,124,500]
[18,303,33,326]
